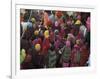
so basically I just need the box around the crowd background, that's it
[20,9,90,69]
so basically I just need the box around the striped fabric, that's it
[48,50,57,68]
[62,46,71,62]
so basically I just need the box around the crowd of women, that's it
[20,9,90,69]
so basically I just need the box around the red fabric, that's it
[42,38,50,55]
[44,12,52,26]
[49,32,54,42]
[80,46,89,66]
[70,49,80,67]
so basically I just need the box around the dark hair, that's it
[50,44,55,51]
[81,12,90,25]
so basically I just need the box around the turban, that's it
[20,49,26,64]
[75,20,81,25]
[44,30,49,38]
[35,44,41,51]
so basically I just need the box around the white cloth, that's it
[21,22,28,32]
[80,25,87,37]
